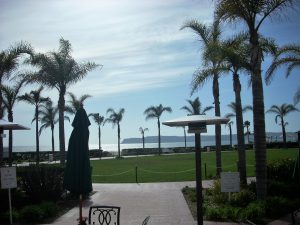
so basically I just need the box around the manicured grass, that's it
[90,148,298,183]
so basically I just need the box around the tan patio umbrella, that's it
[163,115,229,225]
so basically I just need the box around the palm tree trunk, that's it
[8,111,13,166]
[142,134,145,149]
[213,74,222,177]
[281,117,287,148]
[250,32,267,200]
[233,72,247,185]
[99,125,102,159]
[247,127,250,144]
[117,124,120,158]
[35,106,40,165]
[184,127,187,150]
[58,88,66,165]
[51,125,55,154]
[158,118,161,155]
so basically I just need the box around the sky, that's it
[0,0,299,149]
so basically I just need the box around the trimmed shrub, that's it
[19,205,44,223]
[0,209,19,223]
[267,158,296,182]
[206,180,227,204]
[265,197,293,218]
[230,189,256,207]
[241,201,266,221]
[17,164,65,203]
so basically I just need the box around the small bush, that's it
[0,209,19,223]
[40,201,59,218]
[230,189,256,207]
[241,201,266,221]
[205,206,224,220]
[265,196,292,218]
[19,205,44,223]
[206,180,228,204]
[182,186,196,202]
[267,158,296,182]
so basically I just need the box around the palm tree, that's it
[181,97,214,147]
[225,120,234,148]
[65,92,92,115]
[0,42,32,164]
[181,19,224,177]
[144,104,172,155]
[244,120,251,144]
[1,78,26,165]
[38,100,62,154]
[216,0,296,200]
[18,86,49,164]
[89,113,105,158]
[139,127,149,149]
[266,44,300,83]
[105,108,125,158]
[265,44,300,108]
[266,104,299,148]
[26,38,99,164]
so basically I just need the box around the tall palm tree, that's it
[105,108,125,158]
[18,86,49,164]
[266,104,298,148]
[225,120,234,148]
[89,113,105,158]
[139,127,149,149]
[27,38,98,164]
[1,78,26,165]
[65,92,92,115]
[0,42,32,164]
[181,19,224,177]
[244,120,251,144]
[144,104,172,155]
[216,0,296,200]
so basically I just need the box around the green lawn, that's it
[90,148,298,183]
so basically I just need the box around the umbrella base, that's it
[77,217,88,225]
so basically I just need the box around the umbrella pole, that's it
[79,194,83,224]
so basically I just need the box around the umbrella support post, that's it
[79,195,83,225]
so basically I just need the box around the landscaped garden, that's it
[0,148,298,224]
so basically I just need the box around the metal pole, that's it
[195,133,203,225]
[135,166,138,184]
[204,163,207,179]
[8,188,12,225]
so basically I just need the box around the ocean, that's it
[4,133,296,153]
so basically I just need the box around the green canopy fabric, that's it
[64,107,92,195]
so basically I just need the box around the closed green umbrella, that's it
[64,106,92,225]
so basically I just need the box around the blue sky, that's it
[1,0,299,148]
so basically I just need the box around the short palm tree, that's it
[225,120,234,148]
[65,92,92,115]
[27,38,99,164]
[89,113,105,157]
[216,0,297,200]
[18,86,49,164]
[1,78,26,165]
[181,19,225,177]
[0,41,32,164]
[144,104,172,155]
[105,108,125,158]
[243,120,251,144]
[38,100,62,154]
[139,127,149,149]
[266,104,299,148]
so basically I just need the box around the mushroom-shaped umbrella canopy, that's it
[163,114,229,225]
[63,107,92,225]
